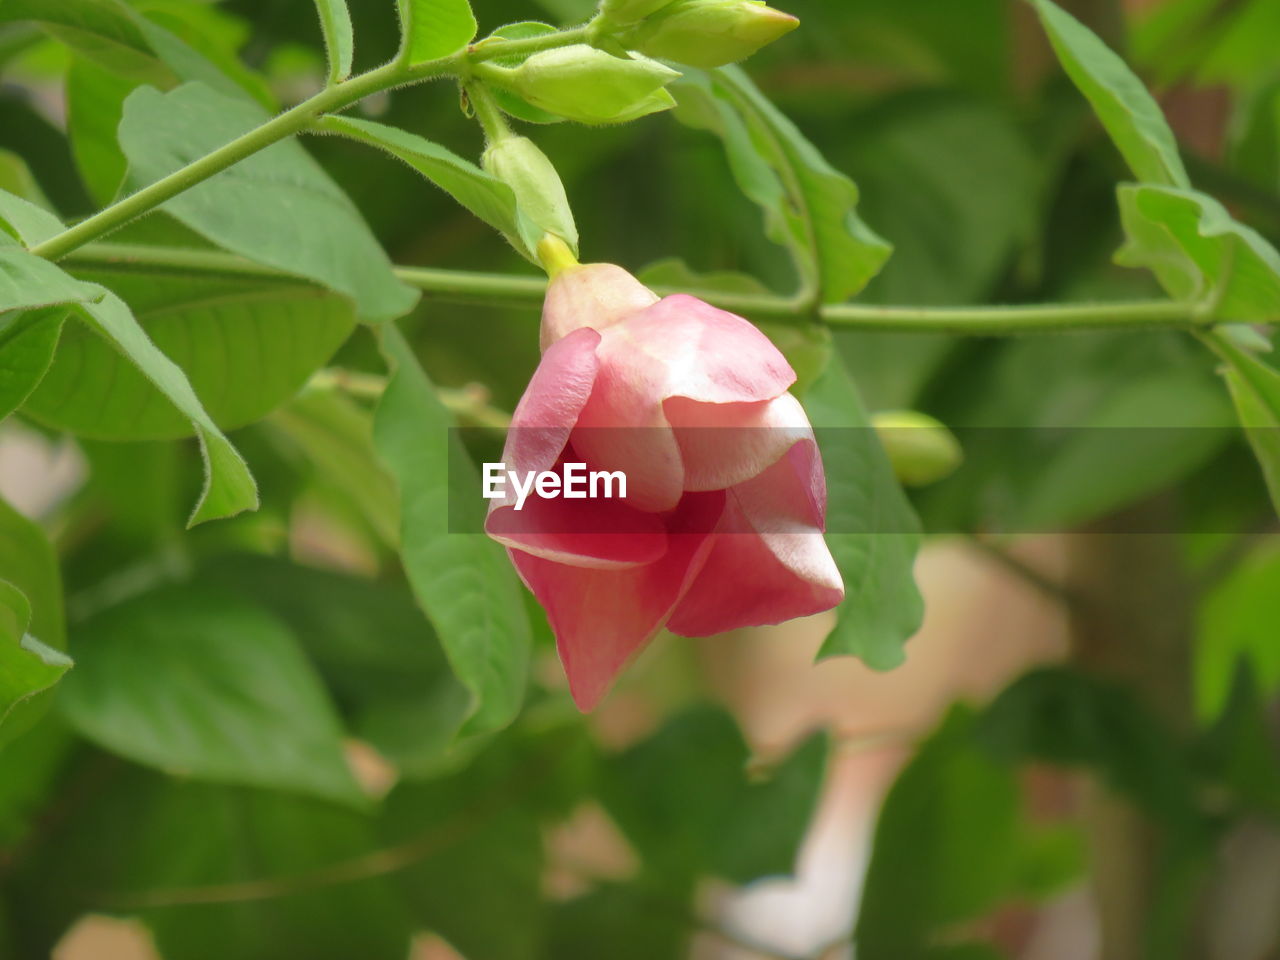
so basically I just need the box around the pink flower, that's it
[486,263,843,710]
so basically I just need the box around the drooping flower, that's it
[486,261,842,710]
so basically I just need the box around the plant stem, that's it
[28,26,593,264]
[66,243,1231,336]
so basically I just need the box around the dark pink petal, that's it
[486,494,667,569]
[513,491,726,711]
[667,442,842,637]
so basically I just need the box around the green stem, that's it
[466,82,515,145]
[28,25,593,264]
[65,243,1226,336]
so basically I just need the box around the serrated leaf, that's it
[397,0,477,65]
[118,82,418,322]
[373,326,531,735]
[318,116,531,260]
[0,493,66,748]
[25,273,355,439]
[313,0,353,84]
[1115,184,1280,323]
[57,584,365,807]
[0,581,71,735]
[673,66,891,303]
[1030,0,1188,187]
[803,354,923,669]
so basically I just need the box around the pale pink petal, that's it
[665,391,812,492]
[513,491,726,711]
[486,493,667,569]
[540,264,659,350]
[667,443,842,637]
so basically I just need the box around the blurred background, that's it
[1,0,1279,958]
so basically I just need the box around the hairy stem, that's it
[66,243,1229,336]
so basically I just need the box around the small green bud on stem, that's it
[482,136,579,255]
[619,0,799,68]
[872,410,964,487]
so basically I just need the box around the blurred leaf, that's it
[856,707,1019,959]
[1230,80,1280,195]
[58,584,365,807]
[600,704,827,883]
[977,668,1200,826]
[397,0,476,65]
[1030,0,1188,187]
[0,487,66,747]
[1204,332,1280,517]
[0,581,71,736]
[0,148,52,208]
[0,715,72,843]
[26,273,354,439]
[673,65,891,302]
[1196,541,1280,720]
[313,0,353,84]
[803,353,923,669]
[200,553,472,777]
[319,116,533,261]
[541,882,689,960]
[1197,664,1280,819]
[1115,185,1280,324]
[118,82,418,322]
[373,326,531,735]
[1011,822,1088,900]
[7,765,412,960]
[65,55,136,205]
[1133,0,1280,89]
[0,307,66,423]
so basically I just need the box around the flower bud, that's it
[620,0,798,68]
[481,45,680,125]
[482,136,578,255]
[872,410,963,487]
[597,0,678,25]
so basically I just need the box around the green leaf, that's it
[600,705,828,883]
[117,82,418,322]
[0,187,65,246]
[318,116,532,261]
[6,766,412,960]
[1029,0,1188,187]
[373,326,531,735]
[268,388,400,549]
[65,55,136,205]
[0,492,66,747]
[313,0,353,84]
[25,273,355,439]
[397,0,477,65]
[0,308,66,423]
[67,290,259,525]
[57,584,365,807]
[199,554,472,778]
[1205,333,1280,517]
[673,66,891,303]
[1196,542,1280,720]
[0,248,96,312]
[856,707,1019,959]
[0,581,72,735]
[1115,184,1280,323]
[542,884,688,960]
[803,353,923,670]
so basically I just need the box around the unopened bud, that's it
[872,410,963,487]
[482,136,578,255]
[597,0,678,25]
[480,45,680,125]
[620,0,798,68]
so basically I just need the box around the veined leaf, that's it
[373,326,531,735]
[58,584,365,807]
[803,353,923,669]
[0,581,71,735]
[118,82,418,322]
[673,66,891,303]
[1029,0,1188,187]
[318,116,531,260]
[313,0,353,84]
[1115,184,1280,324]
[0,308,67,423]
[397,0,476,65]
[25,273,355,439]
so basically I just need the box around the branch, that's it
[66,243,1226,336]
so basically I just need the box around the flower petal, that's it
[540,263,659,350]
[665,391,812,492]
[513,490,725,710]
[667,442,842,637]
[486,493,668,569]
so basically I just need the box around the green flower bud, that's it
[597,0,679,26]
[871,410,963,487]
[479,45,680,125]
[621,0,798,68]
[482,135,579,254]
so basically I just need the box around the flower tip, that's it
[536,233,581,278]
